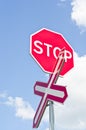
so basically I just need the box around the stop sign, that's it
[30,28,74,75]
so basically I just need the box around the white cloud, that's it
[0,93,48,122]
[71,0,86,28]
[53,52,86,129]
[0,95,35,120]
[5,96,35,120]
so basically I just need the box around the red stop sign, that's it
[30,28,74,75]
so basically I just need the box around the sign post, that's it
[48,48,65,130]
[49,101,54,130]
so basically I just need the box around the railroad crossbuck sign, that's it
[30,28,74,128]
[30,28,74,75]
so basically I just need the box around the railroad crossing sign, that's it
[33,49,68,128]
[34,82,67,104]
[30,28,74,75]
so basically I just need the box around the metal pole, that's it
[49,101,54,130]
[48,49,65,130]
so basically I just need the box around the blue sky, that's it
[0,0,86,130]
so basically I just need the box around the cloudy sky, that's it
[0,0,86,130]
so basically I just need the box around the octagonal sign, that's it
[30,28,74,75]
